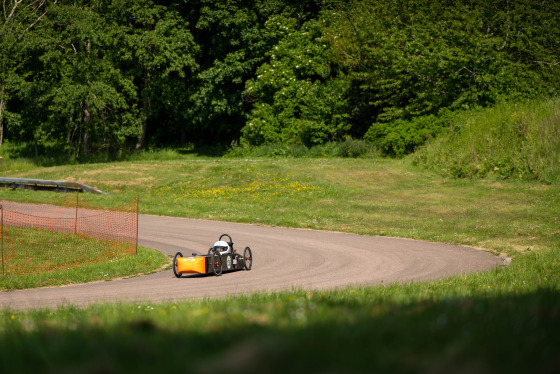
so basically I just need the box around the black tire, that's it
[173,252,183,278]
[211,251,223,276]
[208,247,214,255]
[243,247,252,270]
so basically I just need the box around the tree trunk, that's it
[83,105,91,157]
[180,123,187,145]
[83,131,91,157]
[136,71,151,151]
[0,97,5,148]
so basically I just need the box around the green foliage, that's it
[242,16,351,147]
[0,0,55,147]
[19,2,142,157]
[364,113,453,157]
[2,0,560,155]
[326,0,560,130]
[227,138,378,158]
[108,0,199,151]
[413,97,560,183]
[187,0,317,144]
[332,138,376,158]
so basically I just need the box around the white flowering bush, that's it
[242,16,351,146]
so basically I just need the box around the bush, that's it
[241,17,352,147]
[226,139,378,159]
[363,113,452,158]
[334,138,376,158]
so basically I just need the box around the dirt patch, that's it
[94,178,154,187]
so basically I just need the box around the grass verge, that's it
[1,225,137,277]
[0,246,169,291]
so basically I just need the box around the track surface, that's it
[1,215,502,310]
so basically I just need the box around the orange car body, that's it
[176,256,207,274]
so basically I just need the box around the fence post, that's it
[74,191,79,234]
[135,195,139,255]
[1,204,4,277]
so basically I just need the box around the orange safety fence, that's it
[0,194,138,277]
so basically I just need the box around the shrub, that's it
[334,138,376,158]
[241,17,351,147]
[226,139,378,159]
[363,113,452,158]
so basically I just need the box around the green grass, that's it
[413,97,560,184]
[0,246,169,291]
[0,248,558,373]
[3,157,557,257]
[0,138,559,371]
[227,138,380,158]
[1,226,136,277]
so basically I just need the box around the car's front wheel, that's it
[173,252,183,278]
[211,251,223,276]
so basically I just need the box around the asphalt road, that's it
[0,215,503,310]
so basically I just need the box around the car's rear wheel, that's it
[173,252,183,278]
[243,247,252,270]
[211,251,223,276]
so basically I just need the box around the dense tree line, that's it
[1,0,559,158]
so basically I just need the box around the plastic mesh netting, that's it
[0,194,138,277]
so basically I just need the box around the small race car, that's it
[173,234,252,277]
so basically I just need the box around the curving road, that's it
[0,215,503,310]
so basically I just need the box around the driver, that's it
[212,241,230,254]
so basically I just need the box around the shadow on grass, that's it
[175,144,228,157]
[1,289,558,374]
[0,142,228,169]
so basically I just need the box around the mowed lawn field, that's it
[0,156,559,373]
[2,157,558,256]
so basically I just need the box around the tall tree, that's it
[326,0,560,130]
[242,16,351,146]
[101,0,199,151]
[188,0,325,144]
[27,1,140,157]
[0,0,54,147]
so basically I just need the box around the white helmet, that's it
[213,241,230,253]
